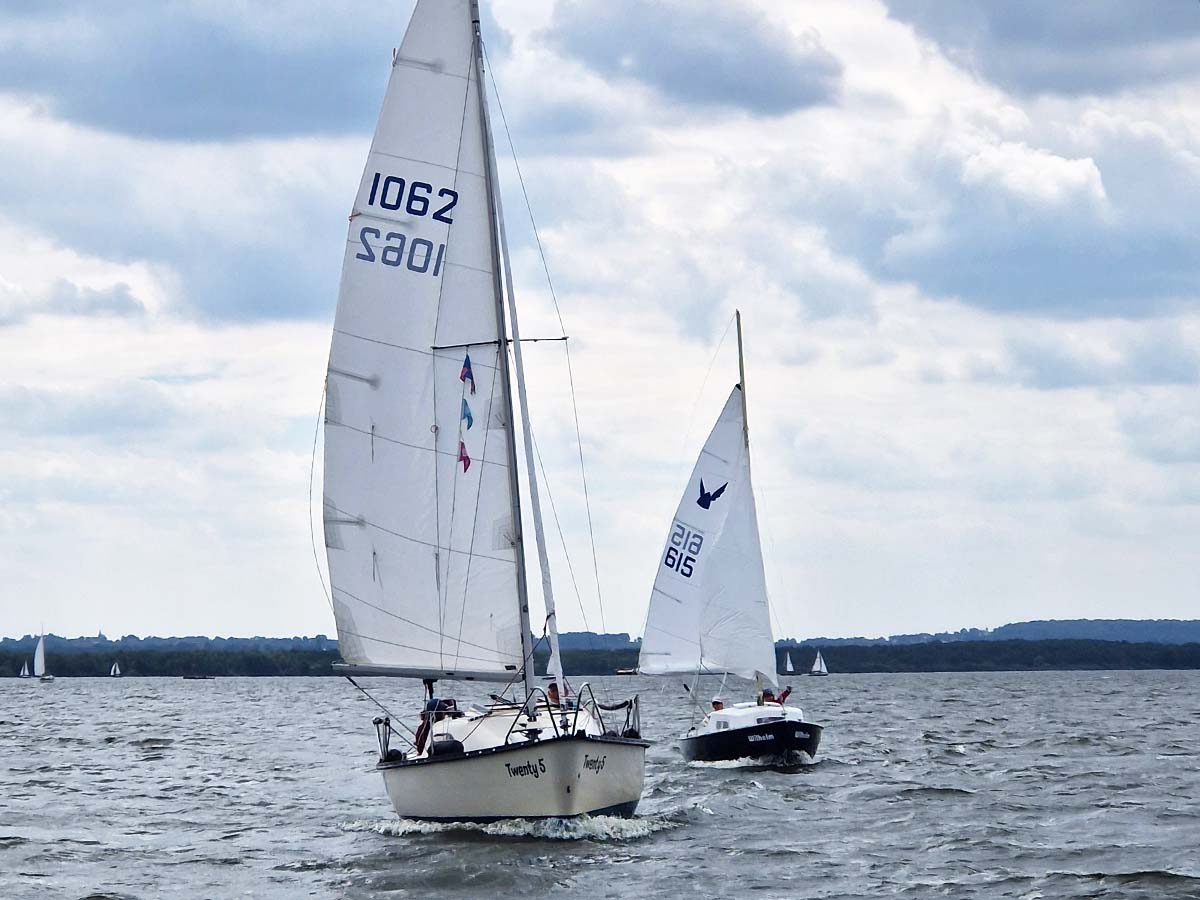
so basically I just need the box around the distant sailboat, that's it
[639,312,823,763]
[809,650,829,677]
[785,651,795,674]
[34,633,53,683]
[110,661,121,678]
[18,660,30,678]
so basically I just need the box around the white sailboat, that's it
[809,650,829,676]
[320,0,646,821]
[785,651,795,674]
[639,312,821,763]
[34,633,53,683]
[18,660,30,678]
[110,661,122,678]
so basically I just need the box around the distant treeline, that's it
[784,640,1200,674]
[4,640,1200,678]
[787,618,1200,646]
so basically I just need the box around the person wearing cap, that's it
[761,687,792,706]
[710,698,725,711]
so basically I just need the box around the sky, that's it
[1,0,1197,641]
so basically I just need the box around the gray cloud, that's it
[0,2,411,140]
[762,126,1200,318]
[0,382,177,438]
[0,280,146,327]
[1006,330,1200,390]
[1118,403,1200,465]
[886,0,1200,96]
[543,0,842,114]
[46,281,146,318]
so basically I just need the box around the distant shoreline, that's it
[4,639,1199,678]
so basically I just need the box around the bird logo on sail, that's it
[460,354,476,395]
[696,478,728,509]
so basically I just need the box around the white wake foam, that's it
[340,814,676,842]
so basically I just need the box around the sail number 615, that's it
[663,522,704,579]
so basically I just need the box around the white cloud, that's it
[0,0,1197,641]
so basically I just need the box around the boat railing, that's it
[570,682,604,735]
[500,684,642,744]
[502,686,561,745]
[586,685,642,739]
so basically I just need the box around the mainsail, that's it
[323,0,525,681]
[811,651,828,675]
[33,635,46,678]
[639,384,778,685]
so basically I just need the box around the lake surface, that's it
[1,671,1197,899]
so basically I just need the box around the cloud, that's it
[2,0,1199,640]
[543,0,842,115]
[886,0,1200,96]
[0,99,357,321]
[1118,395,1200,465]
[1002,323,1200,389]
[0,0,417,140]
[0,382,176,438]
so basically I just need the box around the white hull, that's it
[380,735,646,821]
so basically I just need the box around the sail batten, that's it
[323,0,524,679]
[639,386,778,685]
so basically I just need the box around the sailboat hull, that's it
[680,720,822,763]
[378,733,648,822]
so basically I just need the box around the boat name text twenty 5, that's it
[583,754,606,774]
[504,758,547,779]
[353,171,459,277]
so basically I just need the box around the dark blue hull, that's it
[680,720,822,763]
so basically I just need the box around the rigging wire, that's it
[483,42,607,636]
[528,425,591,635]
[674,313,737,484]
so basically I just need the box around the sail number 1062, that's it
[366,172,457,222]
[663,521,704,579]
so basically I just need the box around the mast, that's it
[472,2,536,698]
[471,2,566,697]
[735,309,750,450]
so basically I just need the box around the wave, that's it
[339,813,678,842]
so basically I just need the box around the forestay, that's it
[639,387,778,685]
[323,0,522,680]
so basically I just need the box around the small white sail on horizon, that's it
[811,650,828,676]
[110,661,121,678]
[785,651,795,674]
[19,660,29,678]
[33,633,52,681]
[638,375,777,685]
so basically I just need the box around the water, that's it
[2,671,1197,899]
